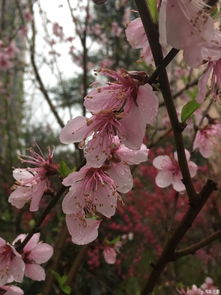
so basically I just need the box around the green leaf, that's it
[58,161,73,177]
[51,271,71,294]
[181,100,200,122]
[146,0,158,23]
[105,236,120,245]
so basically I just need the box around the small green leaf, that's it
[58,161,73,177]
[106,236,120,245]
[146,0,158,23]
[181,100,200,122]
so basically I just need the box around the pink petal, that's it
[8,187,32,209]
[153,155,172,170]
[172,176,185,192]
[125,18,147,49]
[155,171,173,188]
[60,116,89,144]
[84,87,120,114]
[188,161,198,178]
[2,286,24,295]
[106,162,133,193]
[12,169,33,185]
[62,166,88,186]
[10,256,25,283]
[119,103,146,150]
[25,264,46,281]
[137,84,159,126]
[196,65,213,103]
[116,144,149,165]
[84,133,111,168]
[29,243,53,264]
[94,184,118,218]
[103,247,117,264]
[29,180,47,212]
[62,186,85,214]
[66,214,101,245]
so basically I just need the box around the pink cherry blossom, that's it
[84,69,158,117]
[153,150,197,192]
[193,124,221,158]
[103,247,117,264]
[9,147,58,212]
[0,238,25,286]
[62,165,121,218]
[125,18,153,64]
[178,285,204,295]
[159,0,220,67]
[0,285,24,295]
[13,233,53,281]
[60,110,147,167]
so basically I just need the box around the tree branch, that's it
[135,0,197,203]
[174,228,221,259]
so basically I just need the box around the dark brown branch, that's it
[147,48,179,84]
[135,0,197,203]
[16,185,67,253]
[174,229,221,259]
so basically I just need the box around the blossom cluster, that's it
[0,41,19,71]
[0,233,53,295]
[60,68,159,244]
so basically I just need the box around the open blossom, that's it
[61,70,157,167]
[193,124,221,158]
[153,150,197,192]
[0,286,24,295]
[125,18,153,64]
[159,0,220,67]
[62,157,140,245]
[178,285,204,295]
[0,238,25,286]
[60,110,149,167]
[84,69,158,118]
[13,233,53,281]
[9,147,58,212]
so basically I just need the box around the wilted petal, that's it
[66,214,101,245]
[25,264,46,281]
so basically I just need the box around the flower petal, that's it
[25,264,46,281]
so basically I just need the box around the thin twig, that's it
[174,229,221,259]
